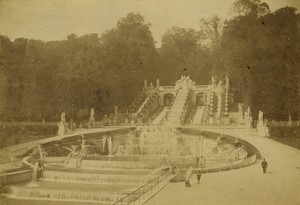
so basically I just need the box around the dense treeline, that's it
[0,0,299,122]
[215,0,300,120]
[0,13,163,122]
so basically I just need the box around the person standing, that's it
[197,171,202,184]
[261,159,268,174]
[195,156,200,168]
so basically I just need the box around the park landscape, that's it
[0,0,300,205]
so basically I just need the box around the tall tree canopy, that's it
[216,0,300,119]
[159,27,211,84]
[100,13,161,111]
[0,3,299,122]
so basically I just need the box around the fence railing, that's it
[161,86,176,91]
[194,154,257,173]
[194,85,209,89]
[113,171,170,205]
[266,120,300,127]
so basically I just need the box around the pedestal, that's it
[223,117,229,125]
[257,122,269,137]
[88,117,95,128]
[112,117,118,125]
[209,117,214,125]
[58,122,66,136]
[245,120,252,130]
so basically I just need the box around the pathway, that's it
[146,128,300,205]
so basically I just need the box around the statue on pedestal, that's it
[114,106,119,117]
[217,79,223,86]
[149,82,154,89]
[61,112,66,124]
[238,104,243,116]
[143,80,148,93]
[258,110,263,122]
[58,112,66,136]
[245,107,250,119]
[257,110,268,137]
[237,104,244,124]
[88,108,95,128]
[225,76,229,88]
[244,107,252,129]
[211,76,216,86]
[156,79,160,88]
[288,113,292,126]
[113,106,119,125]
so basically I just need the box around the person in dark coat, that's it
[261,158,268,173]
[185,180,191,187]
[197,171,202,184]
[195,156,200,168]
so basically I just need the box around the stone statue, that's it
[149,82,154,89]
[257,110,268,137]
[225,76,229,88]
[143,79,148,94]
[90,108,95,119]
[58,112,66,136]
[211,76,216,85]
[89,108,95,128]
[238,104,243,115]
[61,112,66,123]
[245,107,251,119]
[156,79,160,88]
[259,110,263,122]
[114,105,119,116]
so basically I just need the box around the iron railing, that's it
[113,171,170,205]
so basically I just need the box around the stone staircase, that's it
[152,107,170,125]
[193,106,206,125]
[165,88,190,126]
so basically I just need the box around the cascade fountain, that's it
[26,162,39,187]
[116,127,192,156]
[2,127,251,205]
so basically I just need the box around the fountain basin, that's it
[41,170,159,185]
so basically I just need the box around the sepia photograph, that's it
[0,0,300,204]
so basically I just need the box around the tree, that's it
[199,16,224,77]
[100,13,160,111]
[159,27,211,84]
[217,0,300,119]
[233,0,270,17]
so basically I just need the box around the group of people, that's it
[185,171,202,187]
[185,159,269,188]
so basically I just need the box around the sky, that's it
[0,0,299,46]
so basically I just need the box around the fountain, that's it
[22,144,46,187]
[2,125,253,205]
[63,135,97,168]
[26,162,39,187]
[116,127,192,156]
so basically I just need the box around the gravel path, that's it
[146,128,300,205]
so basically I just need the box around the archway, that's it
[163,93,175,107]
[196,93,205,106]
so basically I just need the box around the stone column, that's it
[209,91,214,115]
[217,93,222,118]
[224,89,229,115]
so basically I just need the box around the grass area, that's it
[268,126,300,150]
[0,125,57,149]
[269,137,300,150]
